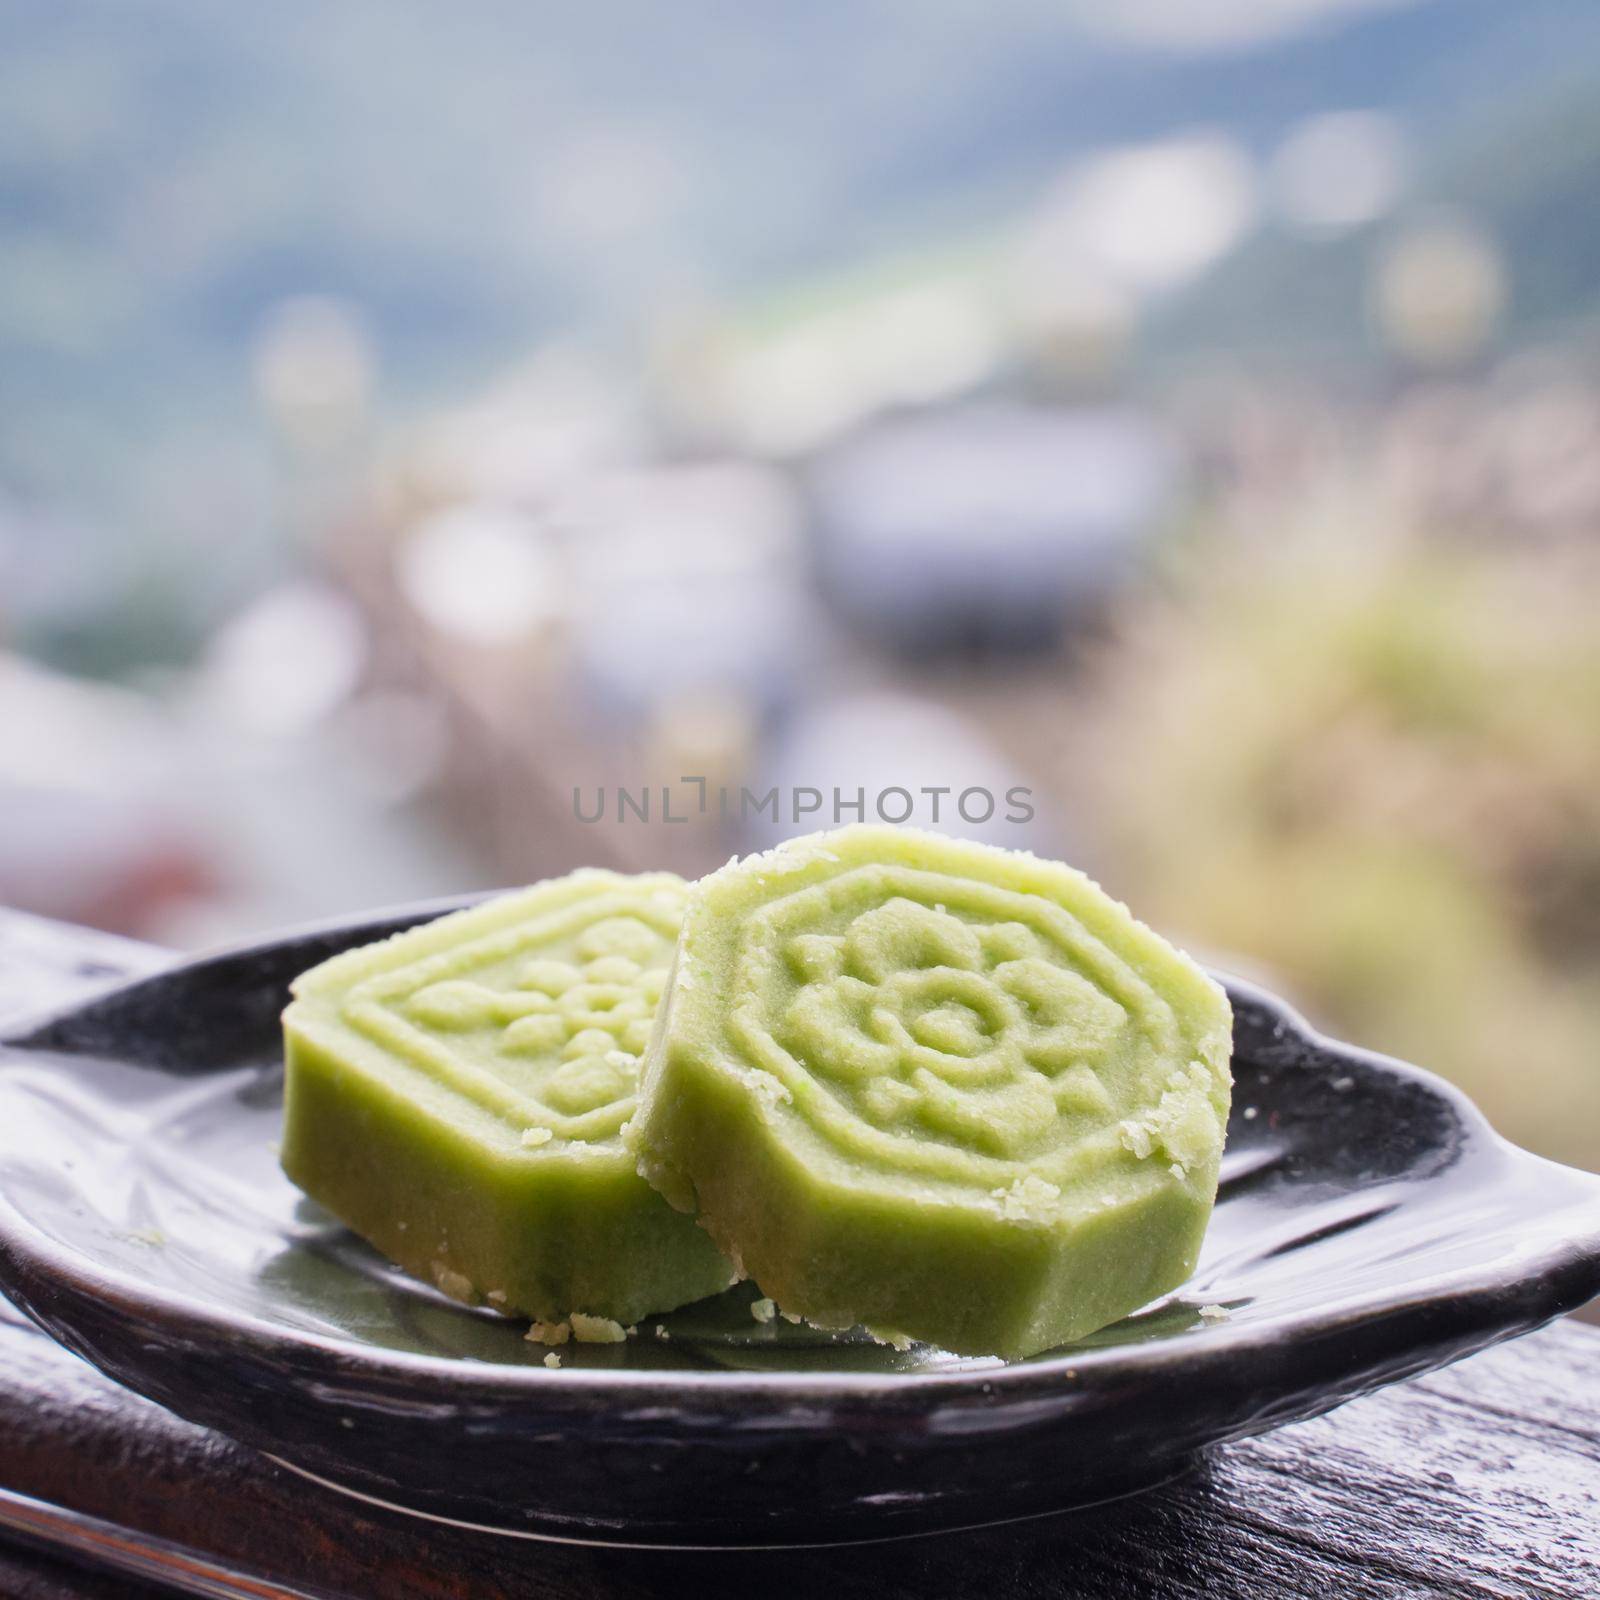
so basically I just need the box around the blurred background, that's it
[3,0,1599,1173]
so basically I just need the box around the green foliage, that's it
[1087,528,1600,1169]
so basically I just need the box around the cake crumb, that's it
[521,1126,553,1148]
[1243,1106,1258,1121]
[991,1174,1061,1220]
[127,1228,166,1248]
[486,1289,508,1307]
[748,1069,793,1108]
[525,1320,571,1346]
[1118,1119,1156,1160]
[570,1312,627,1344]
[655,1324,671,1340]
[780,1310,803,1325]
[1198,1303,1230,1323]
[751,1297,777,1324]
[543,1351,562,1369]
[1331,1076,1355,1091]
[624,1324,637,1336]
[432,1263,477,1304]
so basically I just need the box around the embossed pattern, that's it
[632,827,1235,1356]
[4,904,1600,1546]
[752,885,1184,1184]
[335,890,682,1148]
[708,848,1231,1210]
[276,871,733,1324]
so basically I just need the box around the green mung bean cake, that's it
[628,825,1233,1359]
[281,871,734,1325]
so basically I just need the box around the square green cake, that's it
[281,870,734,1325]
[628,826,1234,1358]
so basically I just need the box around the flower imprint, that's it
[779,897,1126,1157]
[629,829,1234,1356]
[349,901,680,1144]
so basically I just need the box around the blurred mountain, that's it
[4,0,1600,644]
[1151,61,1600,367]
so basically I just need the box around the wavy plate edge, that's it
[1,899,1599,1407]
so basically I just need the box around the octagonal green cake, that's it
[628,826,1233,1359]
[281,871,734,1325]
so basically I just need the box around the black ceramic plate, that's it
[1,900,1598,1548]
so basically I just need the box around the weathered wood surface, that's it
[1,909,1597,1599]
[1,1291,1597,1600]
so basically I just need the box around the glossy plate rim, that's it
[1,896,1599,1410]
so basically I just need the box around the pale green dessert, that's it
[629,826,1233,1359]
[281,871,734,1324]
